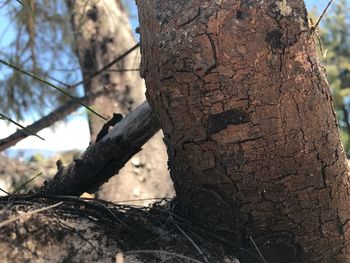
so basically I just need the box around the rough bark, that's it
[67,0,173,202]
[137,0,350,262]
[68,0,144,136]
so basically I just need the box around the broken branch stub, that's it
[41,101,160,195]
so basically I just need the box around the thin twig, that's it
[89,198,131,230]
[0,59,106,120]
[124,250,204,263]
[107,68,140,72]
[12,172,43,195]
[15,0,24,6]
[35,194,131,230]
[0,89,107,152]
[175,223,210,263]
[313,0,335,30]
[112,197,172,204]
[0,187,10,196]
[71,43,140,88]
[249,236,268,263]
[145,229,175,246]
[43,73,72,88]
[0,201,63,228]
[0,112,45,141]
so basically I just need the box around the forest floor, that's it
[0,152,249,262]
[0,152,61,196]
[0,151,174,205]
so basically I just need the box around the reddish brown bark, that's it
[137,0,350,262]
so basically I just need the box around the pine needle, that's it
[313,0,335,30]
[0,59,106,120]
[124,250,203,263]
[16,0,24,6]
[0,202,63,228]
[0,187,10,196]
[0,112,44,140]
[249,236,268,263]
[12,172,43,195]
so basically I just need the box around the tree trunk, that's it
[67,0,173,203]
[67,0,143,139]
[137,0,350,262]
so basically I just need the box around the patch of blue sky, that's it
[306,0,331,12]
[0,3,16,47]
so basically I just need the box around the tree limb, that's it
[40,101,161,195]
[0,89,107,152]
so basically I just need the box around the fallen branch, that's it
[0,89,107,152]
[40,101,160,195]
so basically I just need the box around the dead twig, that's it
[112,197,172,204]
[70,43,140,89]
[174,223,210,263]
[0,112,44,141]
[34,194,131,230]
[124,249,204,263]
[0,201,63,228]
[313,0,335,30]
[0,89,107,152]
[0,59,106,120]
[12,172,43,195]
[0,187,10,196]
[249,236,268,263]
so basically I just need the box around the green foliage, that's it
[0,0,81,120]
[317,0,350,155]
[340,130,350,153]
[0,58,106,120]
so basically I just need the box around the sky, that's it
[307,0,329,10]
[0,0,337,153]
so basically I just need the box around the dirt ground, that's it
[0,151,261,262]
[0,191,246,262]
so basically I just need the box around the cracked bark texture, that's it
[137,0,350,262]
[67,0,173,203]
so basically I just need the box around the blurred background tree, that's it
[0,0,173,203]
[316,0,350,155]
